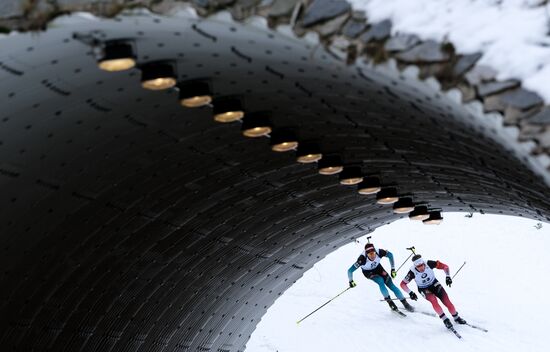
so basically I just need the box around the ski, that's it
[410,310,436,317]
[391,308,407,317]
[463,322,488,332]
[448,326,462,339]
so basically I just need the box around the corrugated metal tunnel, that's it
[1,8,549,352]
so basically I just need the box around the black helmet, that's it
[411,254,422,262]
[365,243,375,254]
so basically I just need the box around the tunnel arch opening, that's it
[248,212,549,351]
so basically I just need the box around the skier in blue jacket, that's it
[348,243,414,312]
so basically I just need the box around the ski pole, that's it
[395,252,414,273]
[451,261,466,280]
[296,287,351,324]
[395,246,415,273]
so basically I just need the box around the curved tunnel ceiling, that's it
[1,7,550,352]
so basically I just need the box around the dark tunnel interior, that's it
[1,8,550,352]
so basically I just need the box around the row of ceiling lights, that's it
[97,40,443,225]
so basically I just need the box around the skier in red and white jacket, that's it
[400,254,467,330]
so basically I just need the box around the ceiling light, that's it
[270,129,298,152]
[213,97,245,123]
[241,112,272,138]
[376,187,398,204]
[393,197,415,214]
[423,211,443,225]
[296,142,322,163]
[339,166,363,185]
[357,176,381,195]
[98,41,136,72]
[409,205,430,221]
[140,61,177,90]
[318,155,343,175]
[178,80,212,108]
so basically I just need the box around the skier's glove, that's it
[409,291,418,301]
[446,276,452,287]
[390,269,397,278]
[349,280,357,288]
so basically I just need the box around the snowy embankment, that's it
[247,213,549,351]
[349,0,550,103]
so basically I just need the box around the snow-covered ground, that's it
[247,213,550,351]
[349,0,550,102]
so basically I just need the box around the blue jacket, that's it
[348,249,395,281]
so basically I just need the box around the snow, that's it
[348,0,550,103]
[247,213,550,351]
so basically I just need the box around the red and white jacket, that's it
[400,260,450,292]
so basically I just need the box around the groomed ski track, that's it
[248,213,548,351]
